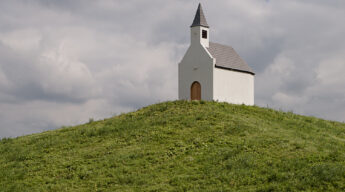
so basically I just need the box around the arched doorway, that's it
[190,81,201,100]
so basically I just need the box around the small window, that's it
[202,30,207,39]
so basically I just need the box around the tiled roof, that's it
[207,42,255,75]
[191,3,209,28]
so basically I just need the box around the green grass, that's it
[1,100,345,191]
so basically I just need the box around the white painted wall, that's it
[213,68,254,105]
[178,43,214,101]
[179,24,254,105]
[191,26,209,48]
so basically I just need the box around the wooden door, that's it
[191,81,201,100]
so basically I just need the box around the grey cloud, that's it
[1,0,345,138]
[0,39,99,104]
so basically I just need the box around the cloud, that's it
[0,0,184,138]
[215,0,345,122]
[0,0,345,138]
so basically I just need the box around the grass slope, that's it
[1,101,345,191]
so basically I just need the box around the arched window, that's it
[190,81,201,100]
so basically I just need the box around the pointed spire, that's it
[191,3,209,28]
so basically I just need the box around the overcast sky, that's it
[0,0,345,138]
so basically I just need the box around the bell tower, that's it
[190,3,210,48]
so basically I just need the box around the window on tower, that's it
[202,30,207,39]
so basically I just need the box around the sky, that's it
[0,0,345,138]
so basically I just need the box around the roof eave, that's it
[190,24,210,28]
[215,65,255,75]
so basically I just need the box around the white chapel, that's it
[178,4,255,105]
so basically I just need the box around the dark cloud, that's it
[0,0,345,138]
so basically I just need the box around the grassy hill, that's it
[1,101,345,191]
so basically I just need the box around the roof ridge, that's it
[210,42,234,49]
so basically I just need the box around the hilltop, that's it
[1,101,345,191]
